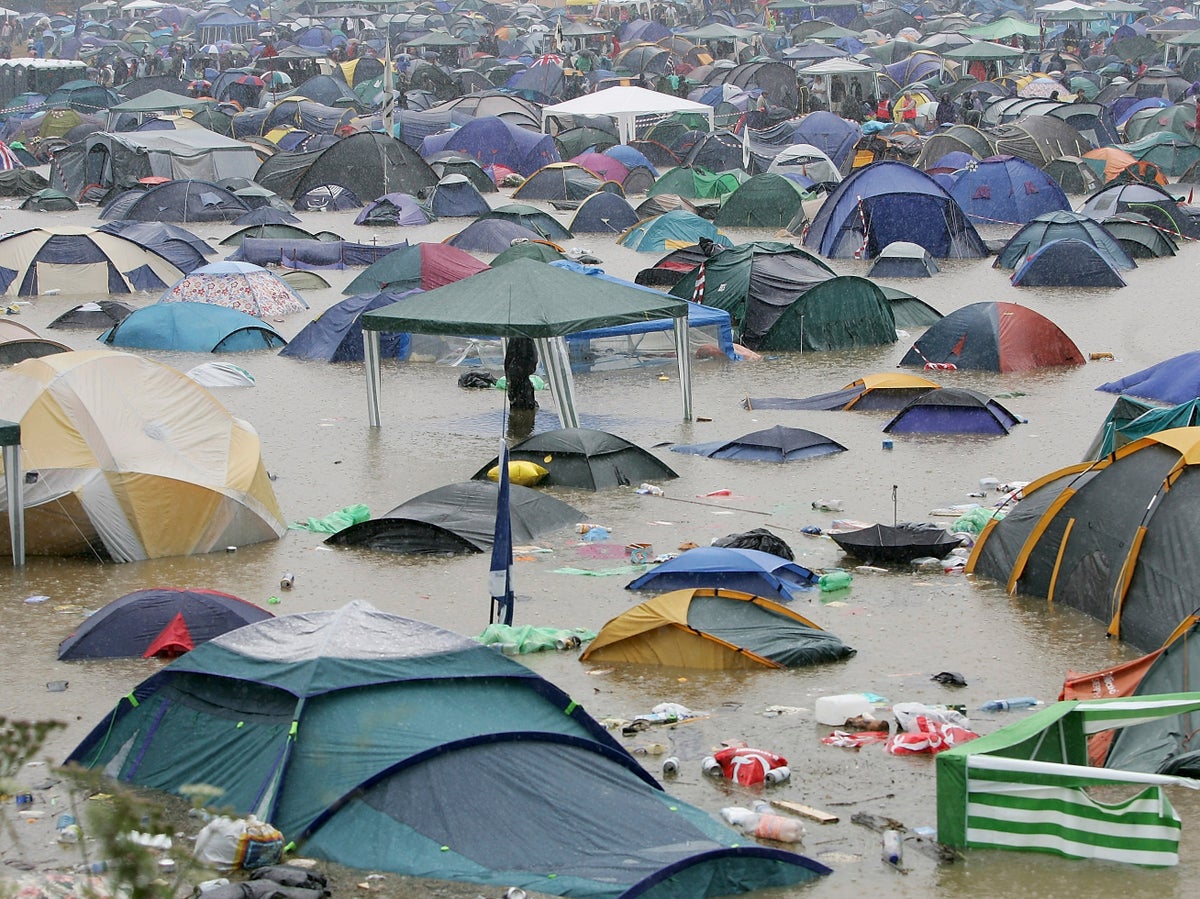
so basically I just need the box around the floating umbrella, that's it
[831,523,961,565]
[671,425,847,462]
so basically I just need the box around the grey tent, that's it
[325,481,582,554]
[471,428,677,490]
[868,241,939,277]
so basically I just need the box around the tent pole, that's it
[3,437,23,566]
[363,330,382,428]
[672,316,692,422]
[535,336,580,429]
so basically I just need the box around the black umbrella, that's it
[830,522,961,565]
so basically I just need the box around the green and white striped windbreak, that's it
[937,694,1200,866]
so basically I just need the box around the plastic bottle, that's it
[720,807,803,843]
[554,635,581,651]
[662,757,680,776]
[818,570,853,592]
[702,756,723,777]
[979,697,1041,712]
[812,499,844,512]
[882,829,903,866]
[55,813,76,830]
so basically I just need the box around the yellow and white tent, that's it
[0,350,285,561]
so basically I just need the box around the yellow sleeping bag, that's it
[487,460,549,487]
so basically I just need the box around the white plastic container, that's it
[815,693,873,726]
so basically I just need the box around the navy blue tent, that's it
[101,302,286,352]
[281,292,417,362]
[671,425,846,461]
[804,161,988,259]
[420,116,560,176]
[428,175,489,217]
[949,155,1071,225]
[58,587,272,660]
[97,221,213,272]
[791,110,862,172]
[995,211,1134,271]
[1010,238,1127,288]
[570,191,641,233]
[1098,351,1200,404]
[626,547,818,601]
[883,387,1022,435]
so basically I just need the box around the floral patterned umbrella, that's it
[158,261,308,318]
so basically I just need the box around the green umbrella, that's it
[963,16,1041,41]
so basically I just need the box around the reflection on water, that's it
[1,201,1197,897]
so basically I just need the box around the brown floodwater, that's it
[2,191,1199,898]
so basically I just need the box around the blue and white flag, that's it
[488,439,515,626]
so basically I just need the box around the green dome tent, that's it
[713,173,810,228]
[68,602,830,898]
[756,276,898,352]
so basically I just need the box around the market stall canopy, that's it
[360,259,693,428]
[542,87,714,145]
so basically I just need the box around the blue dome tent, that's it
[804,161,988,259]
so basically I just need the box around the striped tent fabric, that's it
[937,695,1200,867]
[0,141,22,171]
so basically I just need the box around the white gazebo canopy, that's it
[542,86,714,145]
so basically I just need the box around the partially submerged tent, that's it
[68,601,830,897]
[967,428,1200,653]
[626,546,818,602]
[360,260,694,429]
[0,351,285,561]
[745,372,939,412]
[512,162,610,201]
[948,155,1071,224]
[937,695,1200,866]
[994,210,1134,271]
[619,209,729,252]
[343,242,488,296]
[102,303,287,353]
[471,428,677,490]
[326,481,582,554]
[353,193,435,227]
[803,161,988,259]
[0,226,185,296]
[427,175,489,217]
[1088,397,1200,459]
[1010,238,1127,288]
[58,587,272,660]
[102,180,250,223]
[753,276,898,352]
[580,588,856,669]
[1098,351,1200,404]
[899,301,1085,372]
[570,191,641,233]
[884,387,1022,435]
[281,292,416,363]
[672,425,847,462]
[713,173,809,228]
[47,301,135,330]
[867,241,939,278]
[159,261,308,317]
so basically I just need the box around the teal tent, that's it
[69,602,830,898]
[619,210,731,253]
[1086,396,1200,459]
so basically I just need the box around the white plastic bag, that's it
[193,814,284,871]
[893,702,971,732]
